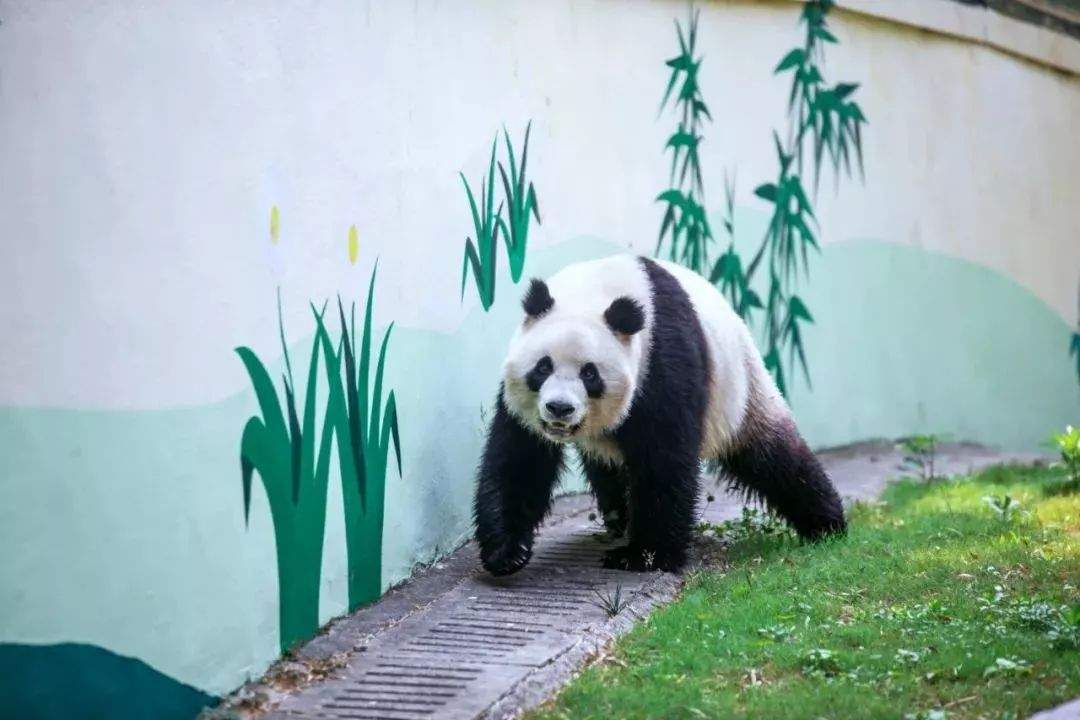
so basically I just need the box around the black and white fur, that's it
[474,255,846,575]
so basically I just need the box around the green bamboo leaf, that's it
[789,295,814,322]
[775,48,805,73]
[743,289,763,310]
[657,204,676,255]
[835,82,859,100]
[666,131,698,149]
[660,66,682,114]
[764,348,787,397]
[814,26,838,43]
[665,55,690,71]
[754,183,778,203]
[656,189,687,205]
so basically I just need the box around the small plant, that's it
[898,434,940,482]
[801,648,842,677]
[982,493,1020,524]
[1051,425,1080,484]
[591,584,628,618]
[459,138,505,312]
[982,657,1031,678]
[894,648,921,666]
[714,506,794,543]
[903,711,947,720]
[656,7,714,275]
[757,624,796,642]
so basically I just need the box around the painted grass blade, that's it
[369,323,395,450]
[283,379,302,504]
[299,324,324,490]
[337,297,366,511]
[239,417,266,524]
[235,347,287,436]
[382,390,403,477]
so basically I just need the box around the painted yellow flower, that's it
[270,205,281,244]
[348,225,359,265]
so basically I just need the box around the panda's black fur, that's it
[474,257,846,576]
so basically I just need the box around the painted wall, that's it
[1,0,1077,712]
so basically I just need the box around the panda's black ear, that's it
[604,296,645,336]
[522,278,554,318]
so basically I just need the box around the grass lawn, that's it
[530,465,1080,720]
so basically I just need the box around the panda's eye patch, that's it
[579,362,605,398]
[525,356,553,392]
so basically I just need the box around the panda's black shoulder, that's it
[617,257,711,430]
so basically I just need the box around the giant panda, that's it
[473,254,846,576]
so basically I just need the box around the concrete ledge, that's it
[833,0,1080,75]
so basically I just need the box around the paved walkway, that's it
[214,442,1045,720]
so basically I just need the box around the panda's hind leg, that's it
[721,417,846,540]
[580,454,629,539]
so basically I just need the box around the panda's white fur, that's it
[502,254,784,464]
[475,253,846,576]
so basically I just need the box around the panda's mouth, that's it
[541,419,582,440]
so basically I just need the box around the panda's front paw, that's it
[602,545,684,572]
[480,540,533,576]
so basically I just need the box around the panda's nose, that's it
[545,401,575,420]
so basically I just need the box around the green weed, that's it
[1051,424,1080,484]
[592,584,629,618]
[899,434,942,482]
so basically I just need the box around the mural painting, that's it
[660,0,868,396]
[237,211,402,652]
[0,2,1076,717]
[460,123,542,311]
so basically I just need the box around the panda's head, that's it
[502,277,646,443]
